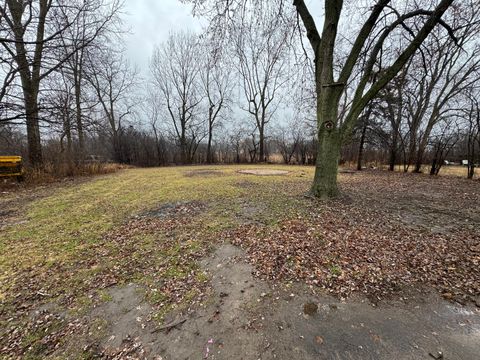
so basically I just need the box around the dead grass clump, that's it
[24,162,129,184]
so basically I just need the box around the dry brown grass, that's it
[388,164,479,179]
[433,165,478,179]
[342,162,478,180]
[23,162,130,184]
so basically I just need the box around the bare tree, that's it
[188,0,456,197]
[428,118,460,175]
[227,122,249,163]
[233,4,291,162]
[199,39,232,163]
[85,48,139,163]
[464,91,480,179]
[59,0,122,158]
[374,65,411,172]
[0,0,120,166]
[401,10,480,173]
[0,56,19,124]
[355,104,376,171]
[294,0,457,196]
[46,69,76,172]
[151,32,204,164]
[275,116,303,164]
[146,92,168,165]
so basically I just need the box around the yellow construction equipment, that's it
[0,156,24,181]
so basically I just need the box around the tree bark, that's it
[206,137,213,163]
[25,96,43,166]
[180,136,188,164]
[388,126,399,171]
[7,0,48,167]
[73,65,85,158]
[357,121,367,171]
[468,163,475,179]
[430,158,437,176]
[311,128,341,198]
[206,115,213,163]
[64,110,74,176]
[305,0,343,198]
[259,126,265,162]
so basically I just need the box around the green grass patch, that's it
[0,165,314,357]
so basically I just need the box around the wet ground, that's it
[93,244,480,359]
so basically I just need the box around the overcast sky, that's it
[120,0,324,126]
[123,0,205,73]
[121,0,326,75]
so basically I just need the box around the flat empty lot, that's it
[0,166,479,359]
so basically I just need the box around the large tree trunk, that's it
[414,149,424,173]
[258,126,265,163]
[307,0,343,198]
[112,132,122,163]
[8,0,48,167]
[206,122,213,163]
[356,121,367,171]
[310,126,341,198]
[74,67,85,158]
[468,163,475,179]
[25,93,43,167]
[389,131,398,171]
[180,137,188,164]
[310,82,343,197]
[63,107,74,175]
[389,149,396,172]
[430,158,438,176]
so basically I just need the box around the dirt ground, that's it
[89,244,479,360]
[0,166,479,359]
[237,169,290,176]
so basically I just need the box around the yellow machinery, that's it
[0,156,24,181]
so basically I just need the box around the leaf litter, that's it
[225,173,480,304]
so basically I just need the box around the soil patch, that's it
[238,169,290,176]
[78,244,480,359]
[88,284,157,358]
[140,201,205,218]
[184,169,224,177]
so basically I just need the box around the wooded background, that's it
[1,0,479,179]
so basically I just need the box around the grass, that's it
[0,165,313,358]
[2,164,477,358]
[1,167,257,269]
[1,163,477,302]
